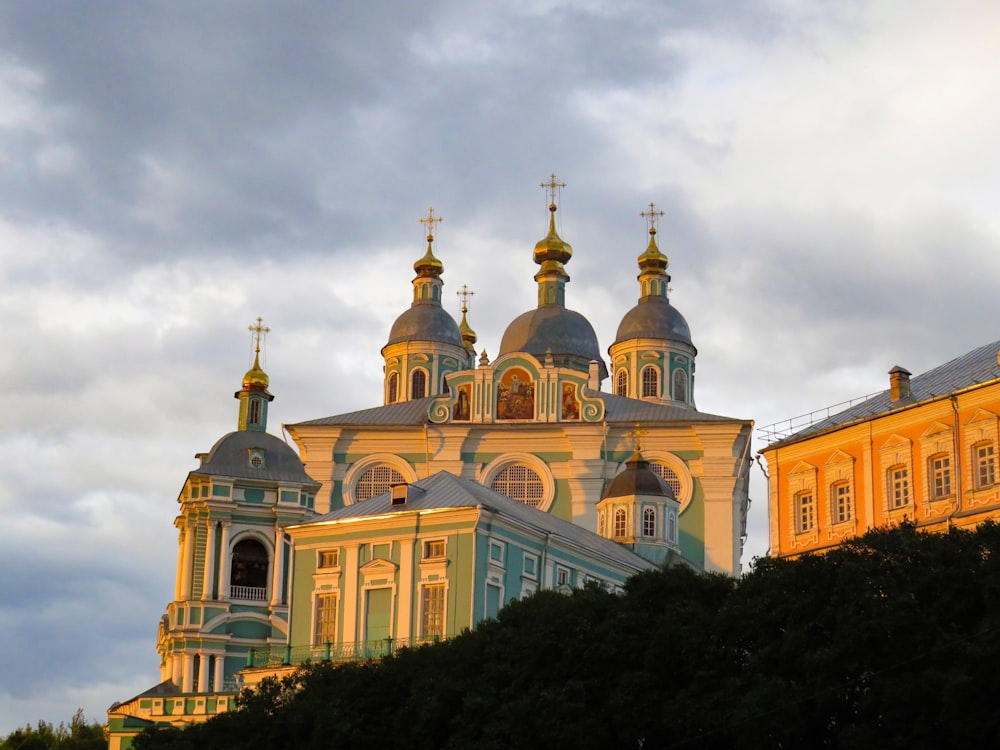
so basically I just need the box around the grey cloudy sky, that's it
[2,0,999,733]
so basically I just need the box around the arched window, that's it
[672,369,688,403]
[248,398,262,426]
[647,462,682,499]
[411,370,427,399]
[387,372,398,404]
[794,491,815,534]
[355,465,405,502]
[490,464,545,508]
[615,369,628,397]
[641,367,659,398]
[667,510,677,543]
[887,465,909,509]
[230,539,268,600]
[642,507,656,537]
[613,508,627,538]
[929,454,952,499]
[831,481,852,524]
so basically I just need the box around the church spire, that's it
[637,203,670,300]
[533,174,573,307]
[236,317,274,432]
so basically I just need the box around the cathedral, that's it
[107,180,753,747]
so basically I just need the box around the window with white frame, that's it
[831,481,853,524]
[423,539,445,559]
[672,368,688,403]
[641,366,659,398]
[248,398,262,426]
[975,443,996,489]
[795,491,815,534]
[489,540,506,566]
[387,372,399,404]
[314,593,337,646]
[888,465,910,510]
[613,507,627,538]
[556,566,570,587]
[667,509,677,544]
[490,464,545,508]
[420,583,446,640]
[929,454,952,499]
[318,549,340,569]
[411,369,427,399]
[523,553,538,580]
[615,369,628,396]
[355,465,405,502]
[642,507,656,537]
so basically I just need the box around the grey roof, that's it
[604,454,676,499]
[599,392,746,424]
[614,297,694,348]
[499,305,609,378]
[190,430,320,486]
[291,392,746,428]
[385,302,463,348]
[298,470,654,573]
[769,339,1000,447]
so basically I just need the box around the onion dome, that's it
[385,209,463,348]
[604,449,676,500]
[242,351,269,389]
[499,176,608,378]
[613,219,694,348]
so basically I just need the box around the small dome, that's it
[242,354,269,389]
[195,431,316,485]
[500,306,608,377]
[386,304,463,348]
[604,452,676,500]
[614,297,693,347]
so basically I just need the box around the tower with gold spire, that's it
[381,208,474,404]
[609,204,697,405]
[237,318,274,431]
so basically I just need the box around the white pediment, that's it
[921,421,953,439]
[824,449,854,467]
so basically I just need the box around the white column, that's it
[342,544,360,643]
[182,654,195,692]
[271,527,285,606]
[214,654,225,691]
[218,523,231,600]
[397,538,414,639]
[203,521,217,601]
[197,653,210,693]
[180,523,194,600]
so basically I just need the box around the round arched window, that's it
[647,461,682,498]
[490,464,545,508]
[355,465,405,501]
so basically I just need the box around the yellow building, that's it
[759,341,1000,557]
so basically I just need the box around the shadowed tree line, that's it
[134,523,1000,749]
[0,710,105,750]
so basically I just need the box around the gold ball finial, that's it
[243,317,270,389]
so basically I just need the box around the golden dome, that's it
[637,228,669,273]
[533,204,573,267]
[243,352,269,389]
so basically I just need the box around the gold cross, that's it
[625,423,649,452]
[540,173,567,206]
[456,284,475,312]
[248,316,270,354]
[640,202,665,235]
[419,207,443,239]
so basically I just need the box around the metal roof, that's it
[765,339,1000,448]
[300,471,655,572]
[190,430,320,486]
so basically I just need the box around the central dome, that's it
[499,306,608,377]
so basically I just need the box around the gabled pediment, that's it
[824,449,854,466]
[788,461,817,476]
[965,408,998,426]
[880,433,911,451]
[921,421,953,439]
[359,558,398,576]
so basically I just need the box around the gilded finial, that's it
[243,317,270,389]
[419,207,443,240]
[640,202,665,237]
[248,317,270,356]
[540,173,567,210]
[456,283,475,313]
[625,423,649,454]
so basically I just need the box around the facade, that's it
[108,185,753,747]
[760,340,1000,558]
[287,197,752,575]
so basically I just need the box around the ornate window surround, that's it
[479,453,555,512]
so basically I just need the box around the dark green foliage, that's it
[133,523,1000,749]
[0,710,105,750]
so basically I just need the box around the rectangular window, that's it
[314,593,337,646]
[930,455,952,498]
[976,444,996,489]
[489,540,505,565]
[889,467,910,509]
[556,566,570,587]
[796,492,815,533]
[423,539,445,559]
[523,553,538,580]
[421,584,446,640]
[832,482,852,524]
[318,550,340,568]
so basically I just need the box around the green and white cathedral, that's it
[107,186,752,748]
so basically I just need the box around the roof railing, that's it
[757,390,883,444]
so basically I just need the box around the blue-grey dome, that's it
[193,431,318,485]
[386,304,463,348]
[614,297,693,347]
[604,453,676,500]
[500,306,608,378]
